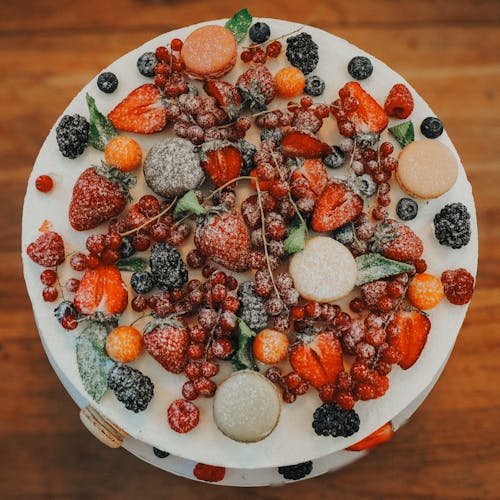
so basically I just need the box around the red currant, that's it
[40,269,57,286]
[170,38,183,51]
[182,380,199,400]
[42,286,58,302]
[65,278,80,293]
[86,234,107,255]
[61,314,78,330]
[35,174,54,193]
[131,295,148,312]
[70,253,87,272]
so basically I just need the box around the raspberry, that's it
[384,83,414,119]
[441,268,474,305]
[167,399,200,433]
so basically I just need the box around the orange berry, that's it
[104,136,143,172]
[106,325,143,363]
[407,273,444,310]
[274,67,306,98]
[253,328,289,364]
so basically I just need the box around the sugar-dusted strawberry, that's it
[74,264,128,315]
[339,81,388,134]
[143,317,189,374]
[388,310,431,369]
[289,330,344,389]
[346,422,394,451]
[203,80,242,121]
[374,219,423,262]
[291,158,329,196]
[311,181,363,232]
[281,130,332,159]
[384,83,414,119]
[27,231,65,267]
[69,164,135,231]
[199,141,243,187]
[108,83,167,134]
[236,64,277,110]
[194,210,251,272]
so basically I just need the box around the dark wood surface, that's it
[2,1,499,498]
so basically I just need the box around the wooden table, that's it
[2,0,499,497]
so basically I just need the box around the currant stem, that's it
[130,313,152,328]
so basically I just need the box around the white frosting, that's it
[21,18,478,469]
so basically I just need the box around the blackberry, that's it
[304,75,325,96]
[312,403,360,437]
[356,174,377,196]
[150,242,188,291]
[354,132,379,149]
[420,116,443,139]
[323,146,345,169]
[119,236,135,258]
[278,461,313,481]
[396,197,418,221]
[347,56,373,80]
[433,202,471,249]
[260,127,283,146]
[286,32,319,75]
[108,364,154,413]
[332,223,354,246]
[137,51,158,77]
[237,281,268,331]
[249,22,271,44]
[97,72,118,93]
[56,114,89,159]
[130,270,155,294]
[153,447,169,458]
[54,301,77,323]
[235,139,256,176]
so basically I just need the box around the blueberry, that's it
[236,139,256,176]
[331,223,354,245]
[153,447,169,459]
[249,22,271,44]
[260,127,283,146]
[347,56,373,80]
[97,72,118,93]
[396,198,418,221]
[304,75,325,96]
[356,174,377,196]
[137,52,158,77]
[420,117,443,139]
[119,236,135,258]
[323,146,345,169]
[54,301,77,323]
[131,271,155,294]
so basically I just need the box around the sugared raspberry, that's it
[167,399,200,433]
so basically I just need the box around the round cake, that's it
[22,13,477,483]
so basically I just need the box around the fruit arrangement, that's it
[24,10,476,482]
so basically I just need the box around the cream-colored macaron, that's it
[289,236,357,302]
[396,139,458,199]
[213,370,281,443]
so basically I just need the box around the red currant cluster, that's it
[240,40,282,64]
[266,366,309,404]
[153,39,189,97]
[182,359,219,400]
[357,273,409,314]
[39,269,60,303]
[330,87,360,138]
[69,232,123,274]
[251,138,291,194]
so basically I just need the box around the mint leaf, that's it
[86,93,118,151]
[284,218,306,254]
[76,322,114,402]
[355,253,414,286]
[232,318,258,371]
[225,8,253,43]
[173,190,206,219]
[117,257,148,272]
[388,121,414,149]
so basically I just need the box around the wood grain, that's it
[2,0,499,498]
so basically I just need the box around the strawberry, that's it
[143,319,189,374]
[339,81,388,134]
[194,210,251,272]
[74,264,128,315]
[289,330,344,389]
[389,310,431,369]
[375,219,423,262]
[203,80,242,121]
[291,158,329,197]
[346,422,394,451]
[384,83,414,119]
[27,231,65,267]
[69,165,135,231]
[281,130,332,159]
[108,84,167,134]
[236,64,277,110]
[200,141,243,187]
[311,181,363,232]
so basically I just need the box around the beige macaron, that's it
[396,139,458,199]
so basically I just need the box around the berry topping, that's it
[130,270,155,294]
[153,447,169,458]
[193,463,226,483]
[347,56,373,80]
[236,64,277,110]
[56,114,89,159]
[54,300,77,324]
[167,399,200,433]
[420,116,443,139]
[97,72,118,93]
[281,130,332,159]
[107,364,154,413]
[278,461,313,481]
[249,22,271,43]
[312,403,360,437]
[106,325,143,363]
[286,32,319,75]
[433,202,471,249]
[304,75,325,96]
[441,268,474,305]
[384,83,414,119]
[136,52,158,77]
[200,142,243,187]
[35,174,54,193]
[396,197,418,221]
[375,219,424,262]
[27,231,65,267]
[150,242,188,291]
[203,80,242,121]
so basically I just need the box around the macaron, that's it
[180,25,237,80]
[396,139,458,199]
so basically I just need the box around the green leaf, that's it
[283,218,306,254]
[355,253,414,286]
[231,318,258,371]
[76,322,114,402]
[388,121,415,149]
[117,257,148,272]
[225,8,253,43]
[86,93,118,151]
[173,190,206,219]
